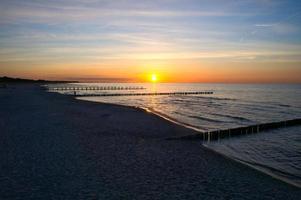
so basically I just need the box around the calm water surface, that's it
[50,83,301,187]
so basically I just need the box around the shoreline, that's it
[77,95,301,189]
[202,144,301,189]
[1,84,300,199]
[76,96,205,136]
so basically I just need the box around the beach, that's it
[0,84,300,199]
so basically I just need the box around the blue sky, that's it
[0,0,301,82]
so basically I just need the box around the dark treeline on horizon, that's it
[0,76,76,84]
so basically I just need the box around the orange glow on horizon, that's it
[1,60,301,83]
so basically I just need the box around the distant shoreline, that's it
[0,76,76,84]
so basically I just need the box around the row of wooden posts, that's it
[48,86,144,91]
[73,91,214,97]
[173,118,301,142]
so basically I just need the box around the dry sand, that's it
[0,84,300,199]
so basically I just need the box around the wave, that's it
[189,115,227,123]
[240,158,301,181]
[277,104,291,108]
[211,113,252,122]
[203,144,301,188]
[195,96,237,101]
[142,107,206,133]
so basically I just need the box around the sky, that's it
[0,0,301,83]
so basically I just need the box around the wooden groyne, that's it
[48,86,144,91]
[74,91,213,97]
[171,118,301,141]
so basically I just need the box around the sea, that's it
[49,83,301,188]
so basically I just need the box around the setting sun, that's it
[151,74,158,82]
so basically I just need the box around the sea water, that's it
[50,83,301,187]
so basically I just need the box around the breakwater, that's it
[74,91,213,97]
[47,86,145,91]
[171,118,301,141]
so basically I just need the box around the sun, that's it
[151,74,157,82]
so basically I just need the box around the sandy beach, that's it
[0,84,300,199]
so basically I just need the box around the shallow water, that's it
[204,126,301,187]
[50,83,301,187]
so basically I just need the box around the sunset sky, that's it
[0,0,301,83]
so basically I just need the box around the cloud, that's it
[0,8,236,22]
[254,23,299,34]
[255,24,275,27]
[254,11,300,34]
[0,1,254,25]
[0,0,300,66]
[1,42,301,62]
[272,23,299,34]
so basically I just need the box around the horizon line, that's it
[1,76,301,84]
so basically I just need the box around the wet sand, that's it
[0,84,300,199]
